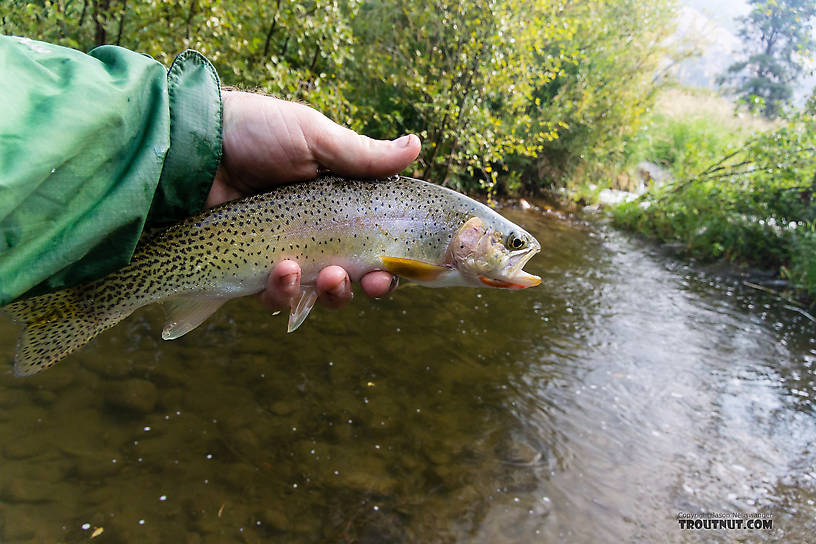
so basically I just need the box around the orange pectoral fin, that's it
[479,276,528,289]
[380,256,449,282]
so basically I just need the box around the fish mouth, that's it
[508,245,539,273]
[507,247,541,288]
[479,247,541,289]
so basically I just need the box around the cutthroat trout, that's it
[5,175,540,376]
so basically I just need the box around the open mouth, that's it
[479,246,542,289]
[508,246,539,276]
[506,247,541,288]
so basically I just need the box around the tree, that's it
[719,0,816,118]
[348,0,675,192]
[0,0,358,121]
[2,0,676,194]
[525,0,676,185]
[349,0,556,191]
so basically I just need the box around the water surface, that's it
[0,207,814,542]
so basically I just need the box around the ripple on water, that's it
[0,210,813,542]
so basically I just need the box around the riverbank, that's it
[513,191,813,317]
[556,88,816,305]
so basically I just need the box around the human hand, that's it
[207,90,421,311]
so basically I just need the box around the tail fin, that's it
[4,287,132,376]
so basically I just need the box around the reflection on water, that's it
[0,208,814,542]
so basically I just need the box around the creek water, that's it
[0,207,814,543]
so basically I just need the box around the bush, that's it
[789,225,816,297]
[621,89,774,179]
[614,108,816,294]
[1,0,676,195]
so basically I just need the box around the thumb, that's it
[305,111,421,178]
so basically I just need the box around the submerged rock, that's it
[2,478,56,503]
[26,368,74,391]
[3,436,44,460]
[0,390,28,409]
[72,455,122,480]
[0,510,35,541]
[104,379,158,414]
[268,400,297,416]
[256,508,289,532]
[230,428,260,452]
[333,466,398,496]
[83,356,132,378]
[498,439,543,466]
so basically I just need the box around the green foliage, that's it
[0,0,676,195]
[529,0,676,185]
[0,0,358,120]
[621,91,765,180]
[346,0,673,192]
[348,0,550,192]
[624,114,740,178]
[614,111,816,294]
[719,0,816,119]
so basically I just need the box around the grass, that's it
[622,88,776,181]
[603,87,816,300]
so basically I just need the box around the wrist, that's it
[150,50,223,224]
[207,91,247,207]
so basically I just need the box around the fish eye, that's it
[506,233,525,250]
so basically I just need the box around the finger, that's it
[259,260,301,310]
[316,266,352,309]
[360,271,398,298]
[304,110,421,178]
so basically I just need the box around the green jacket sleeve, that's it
[0,36,222,306]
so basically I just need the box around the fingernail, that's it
[282,273,298,289]
[394,134,415,148]
[330,276,351,299]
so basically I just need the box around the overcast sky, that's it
[675,0,814,101]
[681,0,750,34]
